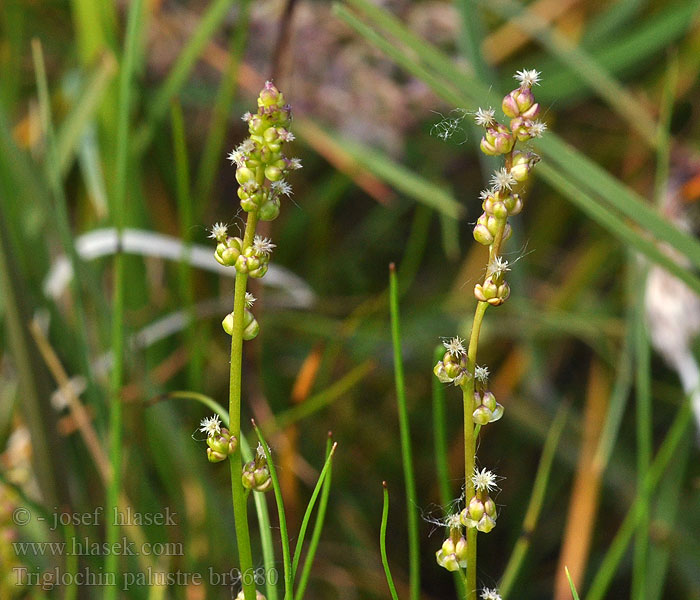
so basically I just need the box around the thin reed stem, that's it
[229,209,259,600]
[388,263,420,600]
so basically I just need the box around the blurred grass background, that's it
[1,0,700,598]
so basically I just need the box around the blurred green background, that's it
[1,0,700,598]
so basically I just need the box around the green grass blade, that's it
[253,421,293,600]
[135,0,236,152]
[169,100,200,388]
[380,483,401,600]
[482,0,657,146]
[586,403,692,600]
[565,566,581,600]
[583,0,648,46]
[537,161,700,296]
[645,434,690,600]
[292,442,338,583]
[592,257,636,471]
[241,435,279,600]
[294,435,334,600]
[320,127,463,219]
[632,261,652,600]
[105,0,145,594]
[337,1,700,276]
[194,0,252,206]
[273,361,373,429]
[431,344,466,598]
[499,405,568,598]
[388,263,420,600]
[56,52,117,176]
[538,0,698,104]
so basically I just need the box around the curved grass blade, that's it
[565,567,581,600]
[380,482,401,600]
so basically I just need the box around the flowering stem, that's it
[229,209,259,600]
[462,299,488,600]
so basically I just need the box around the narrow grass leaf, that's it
[291,442,338,582]
[380,483,401,600]
[253,421,293,600]
[389,263,420,600]
[294,435,334,600]
[500,405,568,598]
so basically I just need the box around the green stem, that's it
[462,298,488,600]
[388,264,420,600]
[105,1,143,595]
[229,210,259,600]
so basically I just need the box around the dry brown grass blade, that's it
[554,359,609,599]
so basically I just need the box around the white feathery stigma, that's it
[252,235,276,256]
[514,69,541,87]
[245,292,256,308]
[490,167,517,191]
[209,222,228,240]
[472,467,498,492]
[474,365,490,383]
[199,414,222,437]
[443,336,466,358]
[481,588,502,600]
[488,256,510,277]
[474,107,496,127]
[271,180,293,197]
[529,120,547,138]
[288,157,303,170]
[241,111,253,122]
[479,189,493,201]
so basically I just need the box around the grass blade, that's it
[56,52,117,176]
[194,0,252,205]
[166,391,279,600]
[294,434,334,600]
[135,0,236,152]
[253,421,293,600]
[388,263,420,600]
[105,0,145,594]
[292,440,338,584]
[380,482,401,600]
[586,403,692,600]
[499,405,568,598]
[565,567,581,600]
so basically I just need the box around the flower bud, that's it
[473,215,495,246]
[258,81,284,109]
[215,237,244,267]
[503,193,523,216]
[502,87,538,118]
[509,117,533,142]
[480,124,515,156]
[258,198,281,222]
[472,389,504,425]
[264,165,283,182]
[483,196,509,219]
[510,151,541,183]
[474,277,510,306]
[206,429,238,462]
[242,461,272,493]
[236,167,255,185]
[222,308,260,340]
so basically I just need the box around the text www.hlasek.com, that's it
[13,537,183,557]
